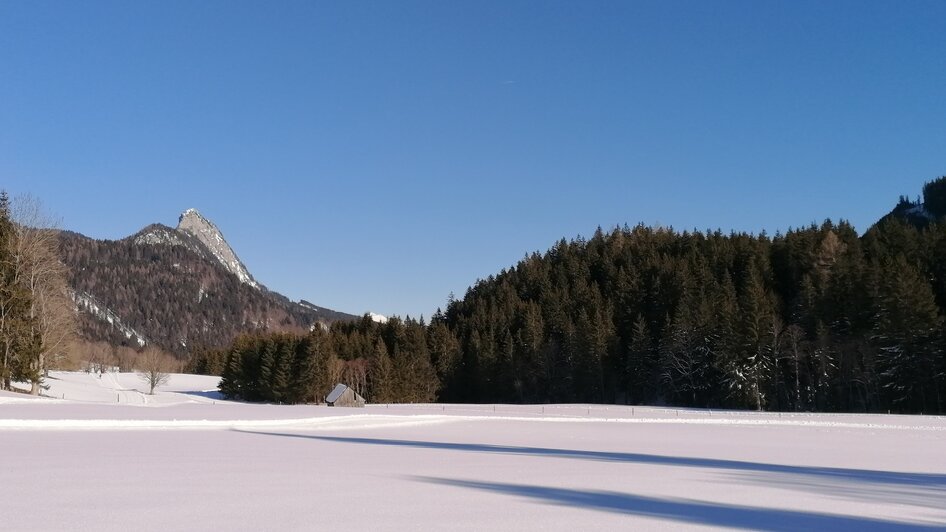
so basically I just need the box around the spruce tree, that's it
[368,338,393,403]
[873,256,943,412]
[271,340,292,403]
[922,176,946,219]
[0,192,34,391]
[626,315,654,404]
[219,348,245,399]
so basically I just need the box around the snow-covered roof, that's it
[326,384,349,403]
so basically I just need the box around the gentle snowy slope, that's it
[2,370,221,405]
[1,373,944,531]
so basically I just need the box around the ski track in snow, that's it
[1,413,944,432]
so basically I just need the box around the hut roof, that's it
[326,383,349,403]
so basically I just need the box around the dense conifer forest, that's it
[191,178,946,414]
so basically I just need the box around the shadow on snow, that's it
[234,431,946,528]
[177,390,225,400]
[414,477,943,531]
[236,432,946,490]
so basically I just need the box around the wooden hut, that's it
[325,383,366,407]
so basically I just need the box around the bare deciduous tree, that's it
[11,195,75,394]
[343,358,368,398]
[327,353,344,388]
[784,324,807,411]
[110,343,138,372]
[137,347,172,395]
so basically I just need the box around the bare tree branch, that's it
[137,347,171,395]
[11,195,76,394]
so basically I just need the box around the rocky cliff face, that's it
[176,208,260,289]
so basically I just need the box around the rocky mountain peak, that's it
[176,208,260,289]
[177,208,212,231]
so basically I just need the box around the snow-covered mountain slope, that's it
[71,291,147,347]
[368,312,389,324]
[176,208,260,289]
[133,224,196,249]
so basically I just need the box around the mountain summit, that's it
[176,208,259,289]
[60,210,356,355]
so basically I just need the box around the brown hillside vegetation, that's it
[58,228,355,357]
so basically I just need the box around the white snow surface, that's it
[1,372,945,531]
[368,311,388,323]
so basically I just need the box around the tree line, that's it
[443,217,944,413]
[193,178,946,414]
[189,316,442,404]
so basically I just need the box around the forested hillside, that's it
[59,221,355,356]
[443,218,944,412]
[193,177,946,414]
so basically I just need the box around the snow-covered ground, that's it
[1,372,945,530]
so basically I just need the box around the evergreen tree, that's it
[299,329,330,403]
[394,320,438,402]
[720,261,775,410]
[659,302,709,407]
[219,348,244,400]
[0,192,35,391]
[626,315,655,404]
[873,257,943,412]
[271,340,292,403]
[923,176,946,219]
[368,338,394,403]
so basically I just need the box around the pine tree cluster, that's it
[439,214,946,413]
[191,316,442,404]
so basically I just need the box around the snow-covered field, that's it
[2,372,945,530]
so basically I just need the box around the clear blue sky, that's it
[2,1,944,319]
